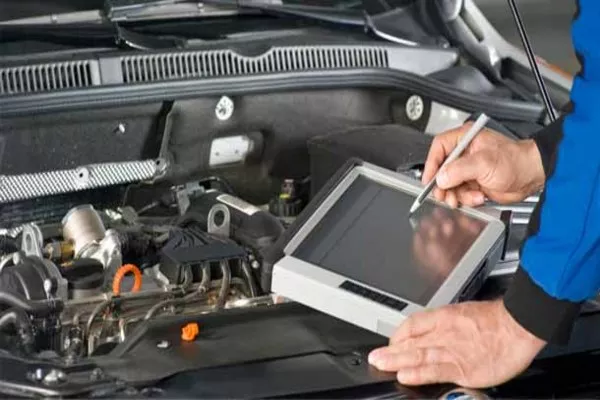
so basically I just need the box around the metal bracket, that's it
[21,224,44,258]
[207,204,230,238]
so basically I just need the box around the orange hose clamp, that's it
[112,264,143,296]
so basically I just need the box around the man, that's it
[368,0,600,388]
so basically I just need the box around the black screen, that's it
[293,175,488,306]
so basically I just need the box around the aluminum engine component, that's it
[62,205,122,272]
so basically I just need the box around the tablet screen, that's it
[292,174,488,306]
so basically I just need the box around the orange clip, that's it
[112,264,143,296]
[181,322,200,342]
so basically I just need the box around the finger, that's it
[369,347,453,372]
[433,187,446,202]
[436,152,492,190]
[422,128,468,184]
[445,190,458,208]
[455,187,486,207]
[390,310,440,344]
[396,363,460,386]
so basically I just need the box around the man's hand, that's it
[368,300,546,388]
[422,124,545,208]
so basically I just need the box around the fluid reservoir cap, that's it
[181,322,200,341]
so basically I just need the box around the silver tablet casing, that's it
[271,162,506,337]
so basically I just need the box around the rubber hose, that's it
[0,292,63,316]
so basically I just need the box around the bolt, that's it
[405,95,424,122]
[156,340,170,349]
[43,369,66,385]
[91,368,104,380]
[251,261,260,270]
[33,368,44,381]
[215,96,234,121]
[114,123,126,136]
[350,358,361,366]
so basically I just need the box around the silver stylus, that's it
[408,113,490,215]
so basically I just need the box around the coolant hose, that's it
[0,291,63,316]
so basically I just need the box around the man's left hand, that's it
[368,300,546,388]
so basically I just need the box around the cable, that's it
[0,292,63,316]
[507,0,557,122]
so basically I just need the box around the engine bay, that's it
[0,178,298,363]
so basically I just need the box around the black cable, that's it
[0,292,63,316]
[507,0,557,122]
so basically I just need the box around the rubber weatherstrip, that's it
[0,68,545,122]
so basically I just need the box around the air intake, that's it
[121,46,389,84]
[0,61,98,95]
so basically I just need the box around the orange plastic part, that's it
[181,323,200,342]
[112,264,143,296]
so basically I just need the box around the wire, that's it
[507,0,557,122]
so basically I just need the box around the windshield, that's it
[0,0,364,22]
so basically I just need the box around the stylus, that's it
[409,113,490,215]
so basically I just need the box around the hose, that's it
[0,308,35,353]
[215,260,231,310]
[241,260,259,298]
[0,292,63,316]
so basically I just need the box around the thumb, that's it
[436,153,489,190]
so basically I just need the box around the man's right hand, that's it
[422,123,546,208]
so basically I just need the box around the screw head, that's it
[405,95,425,122]
[156,340,170,349]
[215,96,234,121]
[114,123,126,136]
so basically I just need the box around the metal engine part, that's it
[61,205,122,273]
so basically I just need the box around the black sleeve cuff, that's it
[531,116,565,178]
[503,267,582,345]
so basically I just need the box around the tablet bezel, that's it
[282,161,505,309]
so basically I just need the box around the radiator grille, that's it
[0,61,95,95]
[121,46,389,84]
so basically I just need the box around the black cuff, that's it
[503,267,582,345]
[531,116,565,178]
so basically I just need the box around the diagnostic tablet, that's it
[272,161,505,337]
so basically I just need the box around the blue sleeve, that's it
[504,0,600,344]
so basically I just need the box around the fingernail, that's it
[476,193,485,204]
[396,370,409,382]
[368,350,384,367]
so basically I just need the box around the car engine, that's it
[0,180,292,362]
